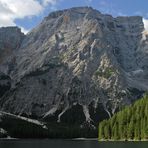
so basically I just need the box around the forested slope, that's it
[98,94,148,140]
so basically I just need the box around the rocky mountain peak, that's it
[0,26,25,74]
[0,7,147,129]
[45,7,95,19]
[0,26,25,50]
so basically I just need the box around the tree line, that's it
[98,94,148,140]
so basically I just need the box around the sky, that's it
[1,0,148,34]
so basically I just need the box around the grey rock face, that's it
[0,7,147,126]
[0,27,24,51]
[0,27,25,75]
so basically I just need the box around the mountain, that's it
[98,94,148,141]
[0,7,148,137]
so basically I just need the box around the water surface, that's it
[0,139,148,148]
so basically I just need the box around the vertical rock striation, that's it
[0,7,147,129]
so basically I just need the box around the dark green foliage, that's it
[0,105,97,138]
[98,94,148,140]
[0,116,97,138]
[0,129,7,138]
[0,84,11,97]
[60,104,86,125]
[0,74,11,97]
[89,102,109,123]
[0,115,49,138]
[94,68,115,79]
[45,122,97,138]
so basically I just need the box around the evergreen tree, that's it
[98,94,148,141]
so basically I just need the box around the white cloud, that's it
[143,18,148,31]
[20,27,30,35]
[0,0,59,33]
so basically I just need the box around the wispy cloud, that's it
[97,0,126,16]
[1,0,148,34]
[134,12,148,31]
[143,18,148,31]
[0,0,59,33]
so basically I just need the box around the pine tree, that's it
[98,94,148,141]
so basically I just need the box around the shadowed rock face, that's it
[0,7,147,128]
[0,27,25,74]
[0,73,11,98]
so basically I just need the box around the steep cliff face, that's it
[0,27,24,101]
[0,27,25,74]
[0,7,148,128]
[0,72,11,98]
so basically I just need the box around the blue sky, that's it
[1,0,148,33]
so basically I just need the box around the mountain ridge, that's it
[0,7,148,134]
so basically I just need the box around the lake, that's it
[0,139,148,148]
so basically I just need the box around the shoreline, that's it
[99,139,148,142]
[0,137,148,141]
[72,138,98,141]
